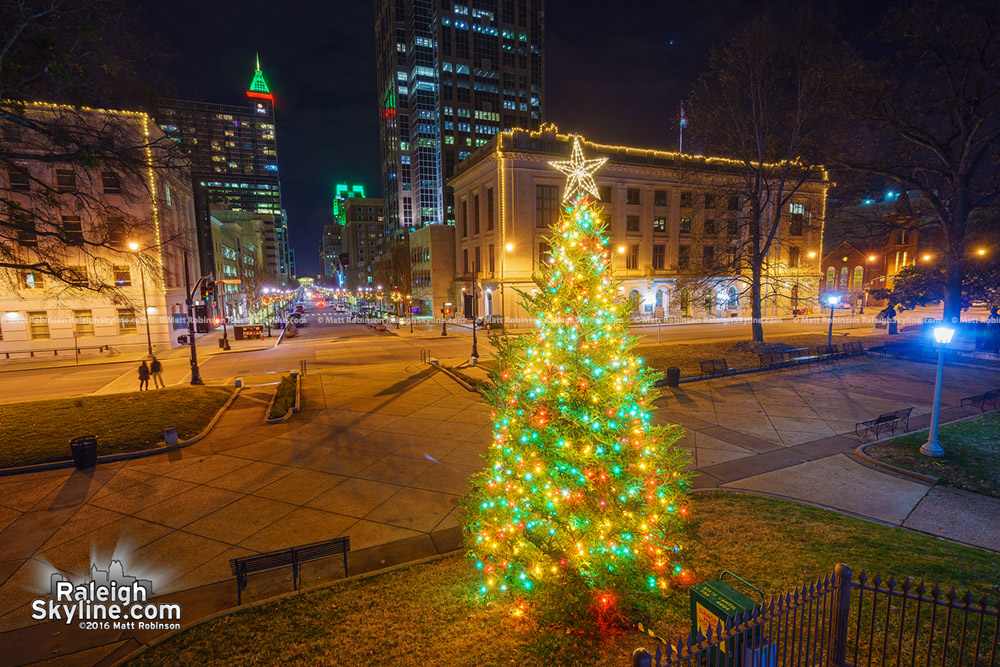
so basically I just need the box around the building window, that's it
[474,246,481,274]
[63,216,83,244]
[705,194,717,209]
[15,211,36,246]
[680,191,693,208]
[535,184,559,228]
[7,166,29,191]
[826,266,835,287]
[21,271,43,289]
[28,311,49,339]
[678,245,690,269]
[728,195,740,210]
[626,215,640,232]
[652,244,665,270]
[486,187,494,230]
[789,202,805,219]
[727,218,738,237]
[74,310,94,337]
[107,217,127,248]
[462,249,469,273]
[598,185,612,202]
[488,244,495,273]
[101,172,121,194]
[704,219,716,237]
[118,308,137,334]
[461,200,468,237]
[473,193,480,233]
[626,244,639,270]
[790,218,803,236]
[852,266,864,290]
[114,266,131,286]
[55,168,76,192]
[654,190,667,207]
[653,216,666,233]
[789,247,800,268]
[626,188,640,205]
[703,245,715,266]
[839,266,849,289]
[679,217,692,234]
[67,266,88,287]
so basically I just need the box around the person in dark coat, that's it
[150,357,164,388]
[138,361,150,391]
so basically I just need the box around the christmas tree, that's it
[463,137,691,609]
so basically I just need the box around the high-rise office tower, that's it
[374,0,544,231]
[156,57,291,282]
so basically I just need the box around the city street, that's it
[2,302,981,404]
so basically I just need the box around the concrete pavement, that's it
[1,355,998,665]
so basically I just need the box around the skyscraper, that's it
[374,0,544,231]
[156,57,291,282]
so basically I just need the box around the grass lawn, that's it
[637,332,894,377]
[128,492,999,667]
[865,411,1000,498]
[0,386,233,469]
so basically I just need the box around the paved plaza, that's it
[0,355,998,665]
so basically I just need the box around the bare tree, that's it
[833,0,1000,324]
[1,0,183,298]
[687,12,844,341]
[373,232,411,317]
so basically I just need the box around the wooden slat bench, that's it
[757,352,789,369]
[699,359,735,378]
[842,341,866,356]
[855,407,913,439]
[230,536,350,604]
[961,389,1000,412]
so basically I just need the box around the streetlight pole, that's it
[826,295,840,348]
[183,252,204,385]
[407,294,413,333]
[129,242,153,357]
[471,261,480,359]
[921,326,955,457]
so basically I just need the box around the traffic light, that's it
[201,276,215,301]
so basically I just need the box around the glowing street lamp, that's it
[826,295,840,347]
[860,254,878,314]
[921,326,955,457]
[127,241,153,356]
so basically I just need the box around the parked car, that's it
[294,305,304,314]
[289,312,307,326]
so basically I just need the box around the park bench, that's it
[230,536,350,605]
[783,347,814,363]
[841,341,865,356]
[757,352,789,369]
[854,407,913,439]
[961,389,1000,412]
[812,344,843,360]
[699,359,735,378]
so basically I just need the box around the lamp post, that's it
[128,242,153,356]
[860,254,877,314]
[921,326,955,457]
[471,261,480,359]
[826,295,840,348]
[183,252,204,385]
[407,294,413,333]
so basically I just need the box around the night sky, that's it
[144,0,892,276]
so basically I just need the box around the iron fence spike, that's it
[946,587,956,602]
[858,570,868,585]
[977,593,988,611]
[886,575,896,591]
[872,572,882,588]
[931,583,941,600]
[916,580,926,596]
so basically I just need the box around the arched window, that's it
[727,286,739,310]
[826,267,835,287]
[627,289,640,313]
[704,290,714,315]
[484,290,493,315]
[852,266,864,291]
[839,266,848,289]
[680,289,691,317]
[655,289,664,308]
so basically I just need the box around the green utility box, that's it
[690,572,771,667]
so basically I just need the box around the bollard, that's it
[632,648,652,667]
[163,428,179,446]
[235,378,243,388]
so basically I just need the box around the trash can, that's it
[218,338,226,348]
[690,571,768,667]
[69,435,98,470]
[666,367,681,387]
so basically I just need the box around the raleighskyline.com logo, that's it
[31,561,181,631]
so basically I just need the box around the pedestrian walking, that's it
[150,356,164,388]
[989,306,1000,355]
[138,361,150,391]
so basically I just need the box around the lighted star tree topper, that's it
[463,136,691,608]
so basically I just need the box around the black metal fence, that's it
[633,564,999,667]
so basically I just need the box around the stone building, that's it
[448,126,829,323]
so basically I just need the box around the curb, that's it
[264,373,301,424]
[436,364,480,393]
[853,406,998,485]
[0,386,243,478]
